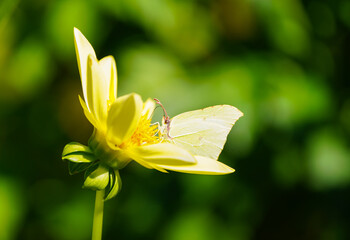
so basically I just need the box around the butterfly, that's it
[154,99,243,161]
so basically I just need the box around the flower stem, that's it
[92,190,105,240]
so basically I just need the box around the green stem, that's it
[92,190,105,240]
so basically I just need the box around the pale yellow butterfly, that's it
[154,99,243,160]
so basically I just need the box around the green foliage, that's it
[0,177,24,240]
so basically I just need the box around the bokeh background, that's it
[1,0,350,239]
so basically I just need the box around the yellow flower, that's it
[63,28,243,199]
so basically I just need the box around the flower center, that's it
[121,115,160,148]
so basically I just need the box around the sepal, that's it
[83,164,109,190]
[62,142,97,163]
[68,162,94,175]
[104,169,122,201]
[63,142,93,156]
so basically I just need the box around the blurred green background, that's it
[1,0,350,239]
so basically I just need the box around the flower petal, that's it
[107,93,143,146]
[156,155,235,175]
[75,28,118,129]
[74,28,97,106]
[99,55,118,104]
[86,55,110,128]
[131,143,196,166]
[142,98,155,119]
[79,95,98,129]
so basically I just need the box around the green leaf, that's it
[104,169,122,201]
[62,152,97,163]
[68,162,93,175]
[62,142,93,157]
[83,164,109,191]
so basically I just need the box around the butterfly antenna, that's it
[154,98,170,123]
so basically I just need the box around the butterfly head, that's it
[154,98,171,124]
[154,98,172,140]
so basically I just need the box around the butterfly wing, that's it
[167,105,243,160]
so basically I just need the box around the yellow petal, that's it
[75,28,118,129]
[78,95,98,129]
[156,155,235,175]
[74,28,97,106]
[107,93,143,146]
[131,143,196,166]
[99,55,118,104]
[131,159,169,173]
[141,98,155,119]
[86,55,110,128]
